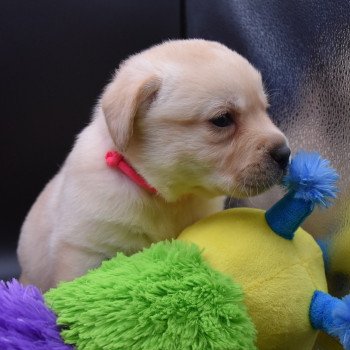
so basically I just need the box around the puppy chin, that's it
[230,183,276,198]
[228,168,285,198]
[159,185,223,202]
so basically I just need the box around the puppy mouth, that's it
[231,183,273,198]
[232,166,285,198]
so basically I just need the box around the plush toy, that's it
[178,152,340,350]
[1,152,349,350]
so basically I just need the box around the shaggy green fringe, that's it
[45,240,256,350]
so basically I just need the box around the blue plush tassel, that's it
[332,295,350,349]
[310,291,350,350]
[283,151,339,208]
[265,151,339,240]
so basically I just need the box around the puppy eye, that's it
[210,113,234,127]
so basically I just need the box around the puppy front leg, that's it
[50,241,106,289]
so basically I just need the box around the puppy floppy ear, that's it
[102,70,160,152]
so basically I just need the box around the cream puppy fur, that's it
[18,39,289,291]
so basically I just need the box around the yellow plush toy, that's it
[179,208,326,350]
[179,151,346,350]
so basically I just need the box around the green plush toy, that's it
[2,151,348,350]
[46,240,256,350]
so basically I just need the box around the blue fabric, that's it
[310,290,341,332]
[332,295,350,350]
[283,151,339,208]
[265,192,313,240]
[265,151,338,240]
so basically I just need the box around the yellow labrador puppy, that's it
[18,39,290,291]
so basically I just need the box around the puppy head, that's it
[102,40,289,201]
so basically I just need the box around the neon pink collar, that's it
[105,151,157,194]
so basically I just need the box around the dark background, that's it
[0,0,182,279]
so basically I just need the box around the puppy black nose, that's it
[270,145,291,169]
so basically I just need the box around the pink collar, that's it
[105,151,157,194]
